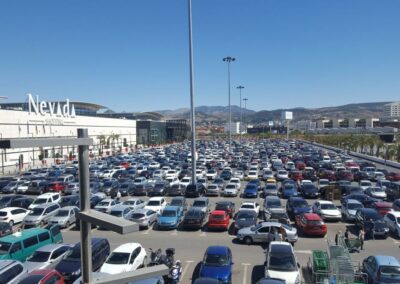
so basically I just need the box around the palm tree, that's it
[97,135,106,155]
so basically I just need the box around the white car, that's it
[94,198,118,214]
[373,171,386,181]
[100,243,147,274]
[0,207,29,226]
[16,181,31,194]
[180,177,192,188]
[195,169,205,179]
[276,170,288,181]
[223,183,239,197]
[28,193,61,209]
[229,178,241,189]
[165,170,179,179]
[239,202,260,215]
[312,200,342,221]
[145,197,167,214]
[206,169,218,180]
[246,171,258,180]
[265,241,301,284]
[122,198,146,211]
[300,180,313,186]
[148,161,160,169]
[152,169,165,179]
[234,170,244,180]
[384,211,400,238]
[359,180,372,191]
[262,170,274,180]
[318,179,330,189]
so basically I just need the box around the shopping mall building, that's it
[0,94,187,175]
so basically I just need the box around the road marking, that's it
[142,228,150,235]
[181,260,194,279]
[241,263,251,284]
[170,231,177,236]
[295,250,312,254]
[392,241,400,244]
[200,231,207,237]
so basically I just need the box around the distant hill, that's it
[154,102,389,124]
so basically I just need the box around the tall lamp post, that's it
[236,86,244,144]
[223,56,235,153]
[188,0,197,183]
[243,98,248,136]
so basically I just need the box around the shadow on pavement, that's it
[251,264,265,283]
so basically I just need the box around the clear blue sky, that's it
[1,0,399,112]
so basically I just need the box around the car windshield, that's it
[110,211,123,217]
[186,210,201,217]
[170,200,183,206]
[97,201,110,207]
[308,220,323,225]
[65,247,81,261]
[237,212,256,221]
[27,251,51,262]
[267,200,281,207]
[193,201,205,207]
[293,201,308,208]
[268,253,297,272]
[241,204,254,209]
[33,198,47,205]
[162,210,176,217]
[147,201,160,206]
[106,252,130,264]
[372,187,384,193]
[204,253,228,266]
[30,208,44,216]
[55,210,70,217]
[348,203,362,210]
[380,266,400,278]
[211,214,224,219]
[0,241,11,254]
[123,201,136,206]
[321,204,337,210]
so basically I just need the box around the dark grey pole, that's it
[237,86,244,144]
[188,0,196,183]
[77,129,92,284]
[223,56,235,153]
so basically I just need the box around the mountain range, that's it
[155,102,390,124]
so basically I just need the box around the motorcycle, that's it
[166,260,182,284]
[148,248,162,266]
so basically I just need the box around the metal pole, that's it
[188,0,196,183]
[237,86,244,144]
[223,57,235,153]
[287,120,289,140]
[77,128,92,284]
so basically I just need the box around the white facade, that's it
[224,122,241,134]
[0,107,136,175]
[383,102,400,118]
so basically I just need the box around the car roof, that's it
[318,200,334,205]
[163,206,180,211]
[0,207,26,212]
[148,197,164,201]
[37,193,59,198]
[206,246,229,255]
[346,199,362,205]
[113,243,141,252]
[373,255,400,266]
[35,243,71,252]
[269,241,293,254]
[60,206,79,210]
[210,210,226,215]
[34,203,59,209]
[0,227,50,242]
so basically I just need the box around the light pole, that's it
[223,56,235,153]
[243,98,248,136]
[236,86,244,144]
[188,0,197,183]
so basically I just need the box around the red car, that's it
[120,161,130,169]
[295,213,327,237]
[336,170,354,182]
[372,202,393,217]
[296,161,306,170]
[47,181,65,192]
[18,269,64,284]
[207,210,230,231]
[319,170,336,181]
[290,171,303,181]
[386,172,400,182]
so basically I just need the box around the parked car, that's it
[243,183,258,198]
[169,196,188,212]
[239,202,260,215]
[17,269,65,284]
[191,197,210,214]
[264,241,301,284]
[55,238,110,283]
[49,206,79,228]
[207,210,230,231]
[299,184,319,198]
[156,206,183,230]
[383,211,400,238]
[0,195,25,209]
[362,255,400,284]
[215,201,235,218]
[234,210,258,231]
[280,184,298,199]
[312,200,342,221]
[263,196,283,220]
[28,193,61,210]
[59,195,79,208]
[167,184,186,196]
[199,246,233,284]
[23,204,61,228]
[0,260,27,283]
[1,181,26,194]
[237,221,298,245]
[355,208,389,239]
[94,199,118,214]
[0,207,29,226]
[100,243,147,274]
[0,222,13,237]
[185,183,205,197]
[130,209,158,229]
[182,208,206,230]
[145,197,167,214]
[122,198,146,211]
[263,184,278,197]
[341,199,364,222]
[148,181,168,196]
[365,186,387,200]
[295,213,327,237]
[286,197,312,219]
[25,244,71,272]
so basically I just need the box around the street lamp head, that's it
[223,56,236,62]
[236,86,244,90]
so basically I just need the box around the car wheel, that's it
[65,221,70,228]
[9,220,14,227]
[244,236,253,245]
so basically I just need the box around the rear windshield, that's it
[131,213,145,219]
[0,212,7,217]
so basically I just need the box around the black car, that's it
[170,196,188,211]
[101,180,120,197]
[300,184,319,198]
[9,197,34,209]
[215,201,235,218]
[182,208,206,230]
[55,238,110,282]
[119,181,134,196]
[59,195,80,208]
[355,208,389,239]
[0,195,24,209]
[234,210,258,231]
[148,181,168,196]
[0,222,13,237]
[130,183,153,196]
[219,170,232,181]
[185,183,205,198]
[167,184,186,196]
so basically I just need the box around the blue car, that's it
[243,184,258,198]
[248,179,262,191]
[156,205,183,230]
[199,246,233,284]
[362,255,400,284]
[281,184,298,199]
[286,197,312,218]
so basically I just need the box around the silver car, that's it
[25,244,71,272]
[122,198,146,211]
[49,206,79,228]
[130,208,158,229]
[237,221,298,245]
[341,199,364,221]
[23,203,60,228]
[64,182,80,195]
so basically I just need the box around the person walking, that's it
[344,228,349,241]
[359,228,365,250]
[116,190,121,202]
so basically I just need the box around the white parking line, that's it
[241,263,251,284]
[170,231,177,236]
[142,228,150,235]
[199,231,207,237]
[295,250,312,254]
[181,260,194,279]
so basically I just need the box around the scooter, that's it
[166,260,182,284]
